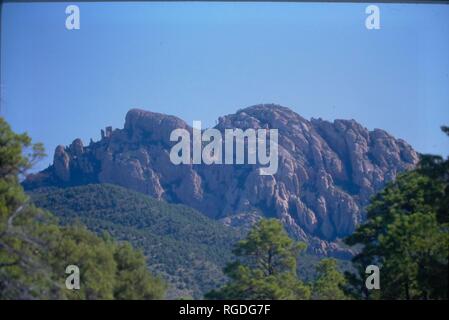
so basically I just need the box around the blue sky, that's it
[1,2,449,171]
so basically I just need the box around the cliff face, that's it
[24,104,418,257]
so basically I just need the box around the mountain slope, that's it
[24,104,418,257]
[29,184,242,299]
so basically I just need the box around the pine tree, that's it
[344,126,449,299]
[312,259,347,300]
[206,219,311,300]
[0,117,166,299]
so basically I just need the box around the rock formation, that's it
[24,104,419,257]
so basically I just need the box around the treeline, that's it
[207,127,449,300]
[0,117,165,299]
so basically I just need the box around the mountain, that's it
[29,183,242,299]
[24,104,418,257]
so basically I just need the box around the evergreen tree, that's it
[312,259,347,300]
[206,219,311,299]
[344,126,449,299]
[113,242,166,300]
[0,117,166,299]
[0,117,48,298]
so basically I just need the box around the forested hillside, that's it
[29,184,243,298]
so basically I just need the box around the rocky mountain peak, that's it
[124,108,189,144]
[23,105,419,258]
[217,104,308,130]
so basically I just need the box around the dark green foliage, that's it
[113,242,166,299]
[0,116,50,298]
[29,184,242,299]
[312,258,347,300]
[38,223,166,300]
[344,127,449,299]
[206,219,311,300]
[0,117,165,299]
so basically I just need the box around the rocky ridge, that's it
[24,104,419,257]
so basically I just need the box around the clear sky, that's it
[1,2,449,171]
